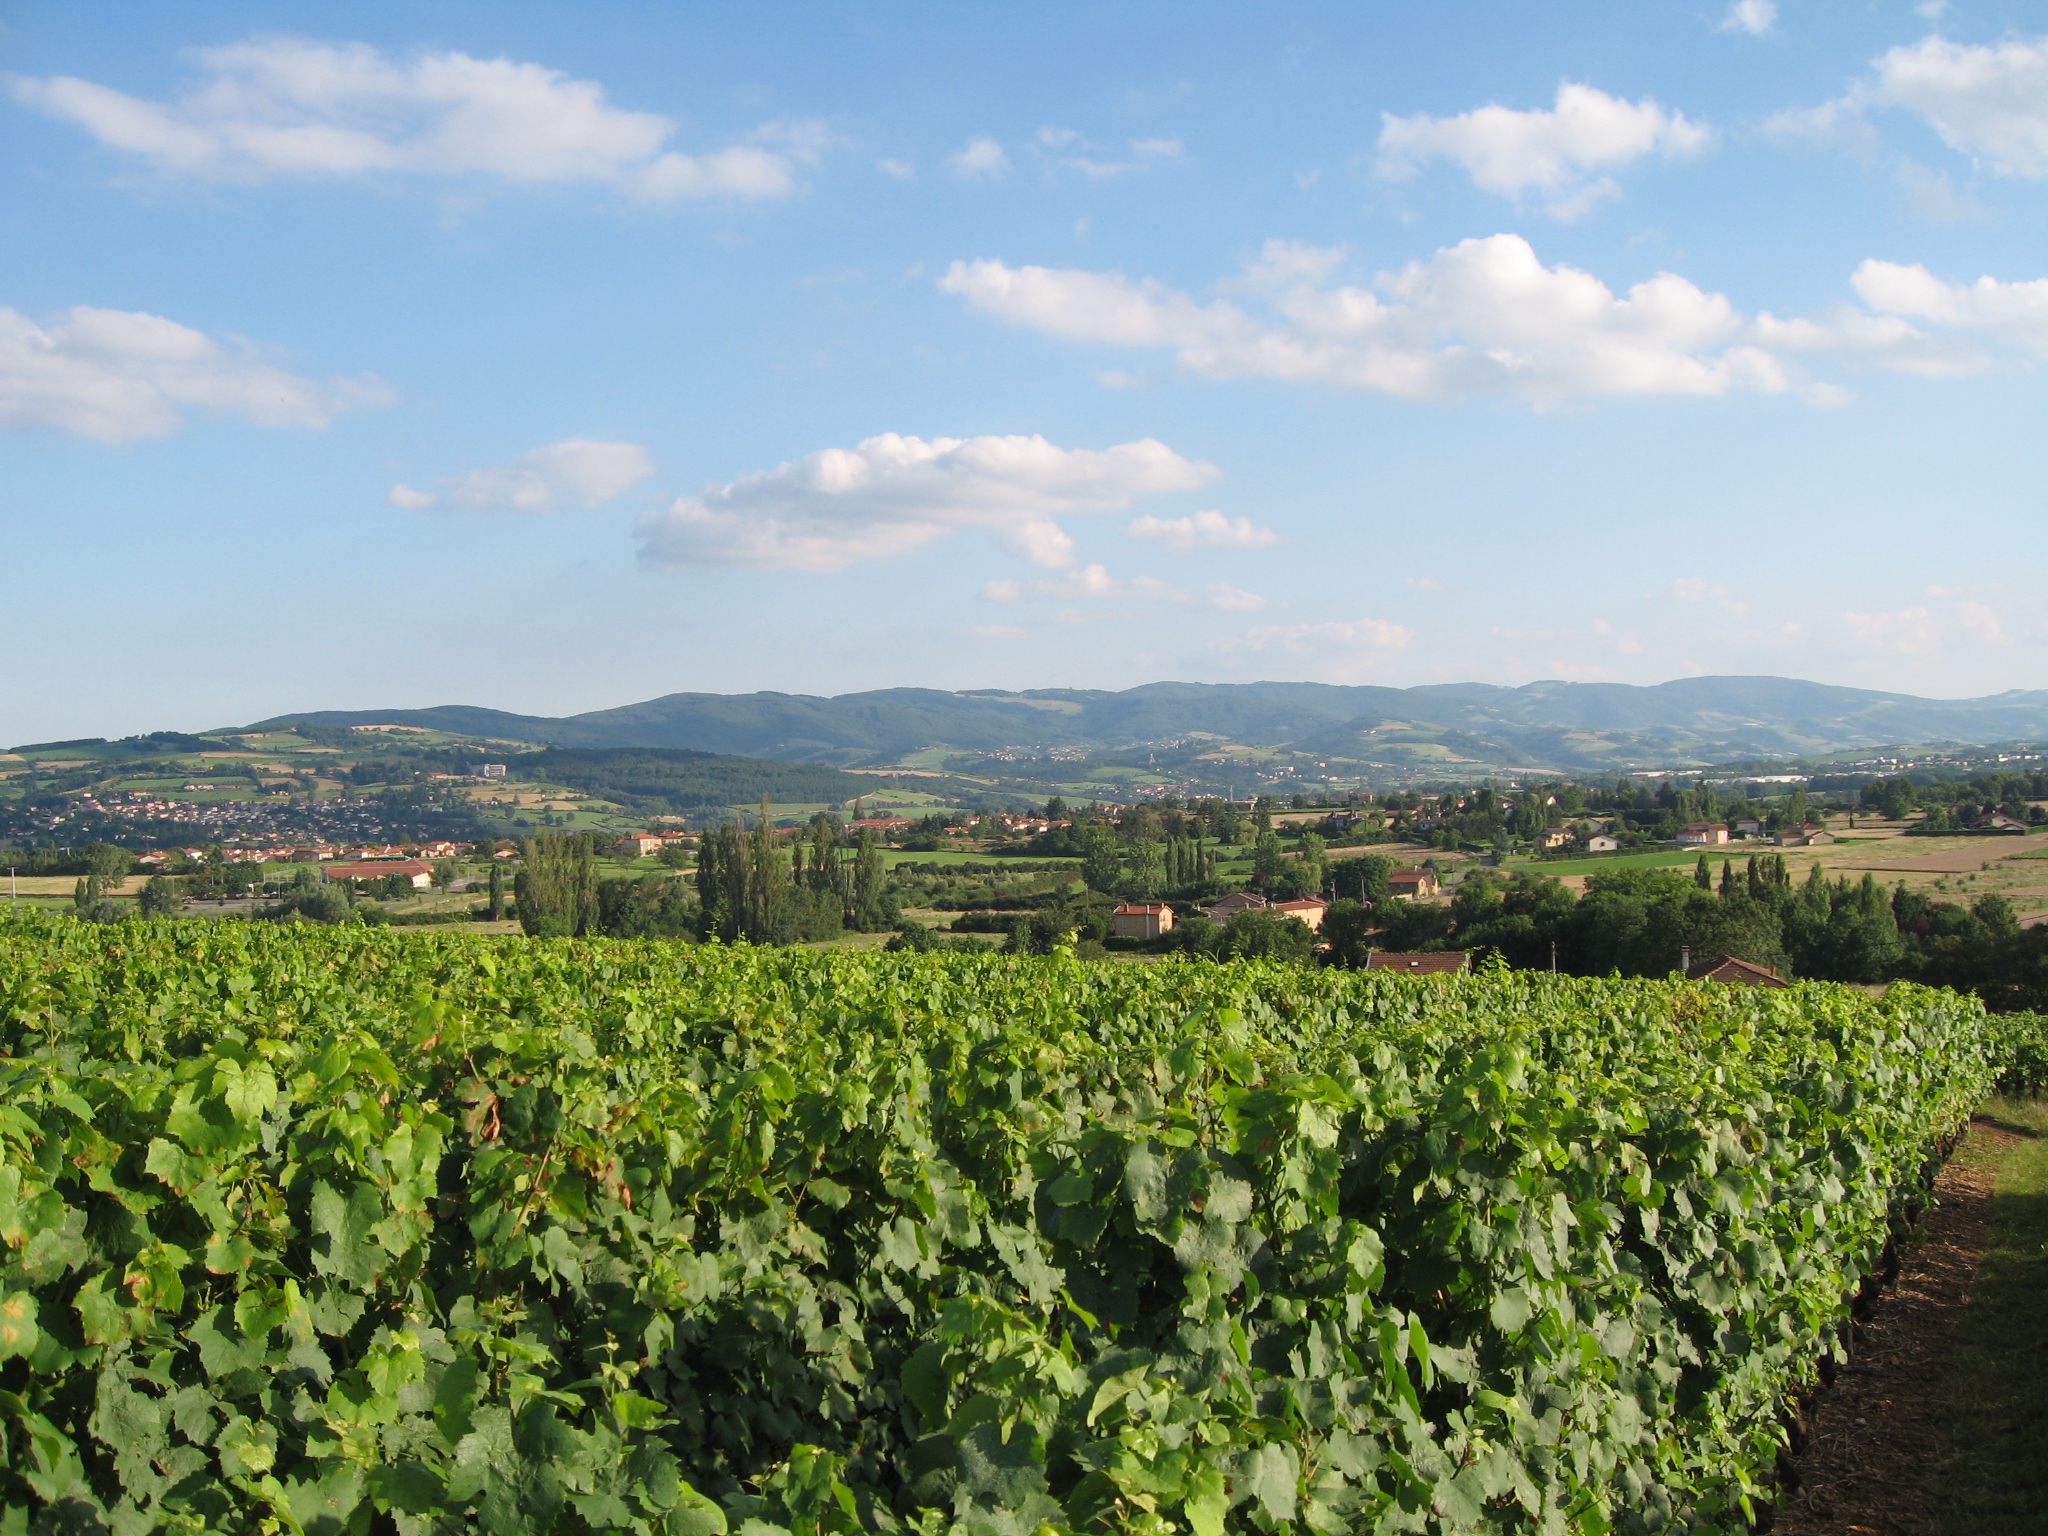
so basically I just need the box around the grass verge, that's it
[1938,1094,2048,1534]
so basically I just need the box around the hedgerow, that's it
[0,911,1999,1534]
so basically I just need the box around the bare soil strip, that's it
[1770,1123,2018,1536]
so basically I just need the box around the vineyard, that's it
[0,909,2030,1535]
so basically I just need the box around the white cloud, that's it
[947,137,1010,178]
[1206,583,1267,612]
[1775,33,2048,179]
[943,234,1788,405]
[1840,600,2012,656]
[1847,258,2048,353]
[6,38,819,200]
[1842,605,1944,655]
[1893,158,1988,222]
[636,432,1217,573]
[982,564,1187,603]
[1670,577,1749,616]
[393,439,653,512]
[1234,617,1414,654]
[1124,509,1279,551]
[1033,127,1184,178]
[0,303,387,444]
[876,157,914,179]
[1376,83,1711,217]
[1719,0,1777,36]
[1405,575,1452,592]
[946,234,2048,403]
[1958,601,2011,645]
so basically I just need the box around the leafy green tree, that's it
[1331,854,1393,910]
[137,875,183,917]
[1220,908,1314,963]
[596,874,697,939]
[1079,823,1122,894]
[82,842,134,891]
[1320,899,1375,968]
[1250,830,1284,892]
[1694,855,1712,891]
[851,828,891,931]
[487,860,506,921]
[515,834,599,937]
[1125,838,1165,901]
[1280,832,1328,902]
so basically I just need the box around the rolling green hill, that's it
[247,675,2048,775]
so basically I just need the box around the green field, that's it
[874,848,1080,868]
[0,907,2023,1534]
[1502,844,1759,878]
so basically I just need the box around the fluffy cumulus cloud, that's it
[636,433,1217,574]
[1376,83,1711,218]
[391,439,653,512]
[946,137,1011,178]
[1124,509,1279,551]
[1671,577,1749,616]
[1772,33,2048,178]
[6,38,820,199]
[0,303,386,443]
[1719,1,1777,36]
[1842,598,2014,656]
[943,235,2048,404]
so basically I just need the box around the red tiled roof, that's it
[1687,955,1789,988]
[324,861,431,880]
[1113,903,1170,915]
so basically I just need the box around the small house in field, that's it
[1585,834,1619,852]
[1364,951,1469,975]
[1773,824,1836,847]
[1111,902,1176,939]
[1536,827,1571,849]
[1686,955,1790,988]
[1388,867,1440,902]
[615,834,666,858]
[1678,822,1731,846]
[1273,896,1331,932]
[324,860,433,889]
[1732,818,1763,839]
[1200,891,1270,922]
[1984,812,2031,834]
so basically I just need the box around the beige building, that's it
[1388,867,1440,902]
[1112,902,1176,939]
[1272,897,1330,932]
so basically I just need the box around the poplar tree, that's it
[514,834,598,937]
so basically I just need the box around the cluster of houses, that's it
[136,840,474,868]
[1676,820,1838,848]
[1108,864,1443,940]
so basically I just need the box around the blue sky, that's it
[4,0,2047,742]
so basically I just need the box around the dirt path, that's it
[1771,1123,2022,1536]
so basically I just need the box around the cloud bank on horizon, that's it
[5,7,2048,740]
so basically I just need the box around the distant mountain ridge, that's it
[246,676,2048,775]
